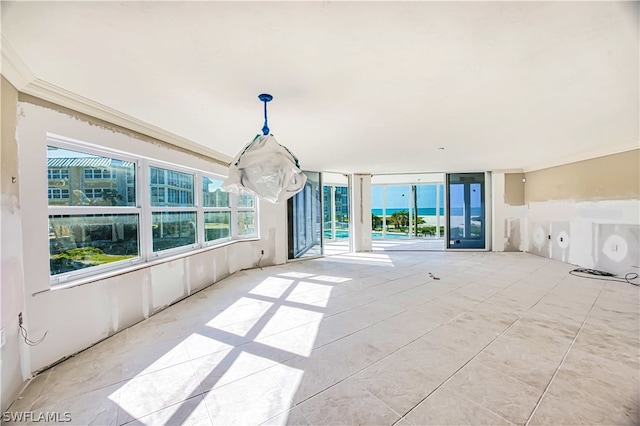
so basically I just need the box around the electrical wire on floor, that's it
[569,268,639,287]
[19,323,48,346]
[256,252,264,271]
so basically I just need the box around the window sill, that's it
[37,237,260,296]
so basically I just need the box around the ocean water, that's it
[371,208,482,216]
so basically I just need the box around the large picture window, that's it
[47,146,140,281]
[47,141,258,284]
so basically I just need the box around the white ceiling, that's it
[2,1,638,174]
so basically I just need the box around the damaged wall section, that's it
[525,149,640,276]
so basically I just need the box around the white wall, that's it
[1,78,29,411]
[10,100,286,389]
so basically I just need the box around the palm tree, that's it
[389,210,409,229]
[371,213,382,230]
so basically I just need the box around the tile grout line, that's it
[308,275,482,351]
[291,265,549,409]
[395,267,570,424]
[442,389,517,426]
[523,281,606,426]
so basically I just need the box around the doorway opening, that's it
[321,172,350,256]
[371,173,446,251]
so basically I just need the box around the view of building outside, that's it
[323,185,349,239]
[47,146,255,278]
[48,157,136,207]
[47,147,139,275]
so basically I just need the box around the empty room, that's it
[1,1,639,425]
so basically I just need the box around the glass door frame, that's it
[287,171,324,260]
[445,172,492,251]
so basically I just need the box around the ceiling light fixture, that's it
[222,94,307,203]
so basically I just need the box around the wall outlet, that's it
[18,312,23,327]
[261,250,264,255]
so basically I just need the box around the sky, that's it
[371,184,482,210]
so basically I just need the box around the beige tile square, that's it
[125,395,212,426]
[191,348,275,391]
[529,390,640,425]
[117,361,201,424]
[8,383,121,426]
[259,407,310,426]
[443,362,542,424]
[297,379,400,425]
[121,338,191,380]
[352,355,441,414]
[474,334,562,390]
[202,369,294,425]
[405,388,513,426]
[31,356,124,411]
[6,372,51,412]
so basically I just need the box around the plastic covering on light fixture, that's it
[221,94,307,204]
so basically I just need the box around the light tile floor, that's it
[6,252,639,425]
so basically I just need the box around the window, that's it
[48,169,69,180]
[237,193,256,236]
[48,188,69,200]
[47,146,140,280]
[203,176,230,242]
[150,166,197,252]
[47,142,258,283]
[84,168,116,179]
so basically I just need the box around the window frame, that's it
[201,174,232,246]
[236,193,258,239]
[47,139,143,285]
[146,161,199,257]
[47,137,259,286]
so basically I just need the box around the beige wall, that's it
[525,149,640,203]
[504,173,524,206]
[1,77,28,411]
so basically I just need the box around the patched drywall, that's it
[525,150,639,203]
[13,99,286,375]
[525,152,640,276]
[504,173,525,206]
[492,172,527,252]
[528,200,639,275]
[1,77,28,411]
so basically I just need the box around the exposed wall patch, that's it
[595,224,639,275]
[551,222,570,263]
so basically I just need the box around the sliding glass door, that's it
[288,171,322,259]
[446,173,486,249]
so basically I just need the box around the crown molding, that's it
[1,35,35,90]
[522,143,640,173]
[1,36,232,165]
